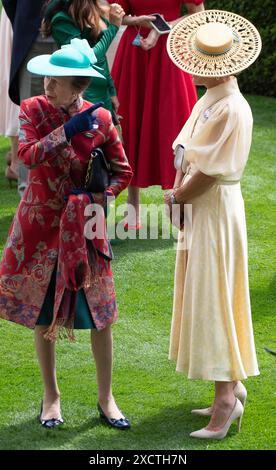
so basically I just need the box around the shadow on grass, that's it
[250,275,276,323]
[0,403,239,451]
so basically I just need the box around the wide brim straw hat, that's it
[27,38,105,79]
[167,10,262,77]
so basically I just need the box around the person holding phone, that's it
[108,0,205,229]
[0,39,133,430]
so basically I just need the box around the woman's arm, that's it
[184,1,205,14]
[51,14,119,62]
[107,73,117,98]
[174,170,215,203]
[170,1,204,27]
[140,1,204,50]
[122,14,155,28]
[93,24,119,60]
[107,72,120,113]
[106,0,155,28]
[173,168,185,190]
[164,170,215,222]
[18,102,69,169]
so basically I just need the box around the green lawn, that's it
[0,94,275,450]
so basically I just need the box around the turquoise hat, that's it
[27,38,105,79]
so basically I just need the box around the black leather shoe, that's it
[39,401,64,429]
[97,403,131,430]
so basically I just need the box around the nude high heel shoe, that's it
[191,381,247,417]
[190,398,244,440]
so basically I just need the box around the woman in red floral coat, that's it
[0,39,132,429]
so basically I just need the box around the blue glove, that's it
[64,102,103,140]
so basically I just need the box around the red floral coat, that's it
[0,96,132,331]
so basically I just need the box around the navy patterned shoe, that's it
[97,403,131,430]
[39,401,64,428]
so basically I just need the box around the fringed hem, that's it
[43,318,76,342]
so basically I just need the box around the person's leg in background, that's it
[5,135,19,186]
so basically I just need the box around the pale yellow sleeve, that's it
[185,103,249,178]
[172,98,203,151]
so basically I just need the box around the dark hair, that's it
[41,0,105,40]
[71,76,91,93]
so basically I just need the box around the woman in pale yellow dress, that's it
[165,10,262,439]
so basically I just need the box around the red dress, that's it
[109,0,204,189]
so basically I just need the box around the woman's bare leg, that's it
[206,381,236,431]
[91,325,124,419]
[10,136,19,176]
[34,326,61,420]
[126,185,140,226]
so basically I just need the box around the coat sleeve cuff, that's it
[40,125,69,155]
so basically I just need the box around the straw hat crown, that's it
[195,23,233,55]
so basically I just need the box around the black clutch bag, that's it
[84,148,111,193]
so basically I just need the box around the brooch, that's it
[203,107,212,121]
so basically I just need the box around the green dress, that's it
[51,12,118,111]
[36,266,95,329]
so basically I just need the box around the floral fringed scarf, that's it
[43,193,112,342]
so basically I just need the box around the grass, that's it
[0,94,275,450]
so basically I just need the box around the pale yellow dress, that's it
[169,78,260,381]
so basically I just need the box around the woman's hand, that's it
[164,190,173,208]
[164,190,184,230]
[63,102,103,141]
[109,3,125,27]
[111,95,120,114]
[140,29,160,51]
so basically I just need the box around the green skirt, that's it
[36,267,95,329]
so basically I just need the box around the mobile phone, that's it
[150,13,171,35]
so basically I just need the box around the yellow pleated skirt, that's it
[169,178,260,381]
